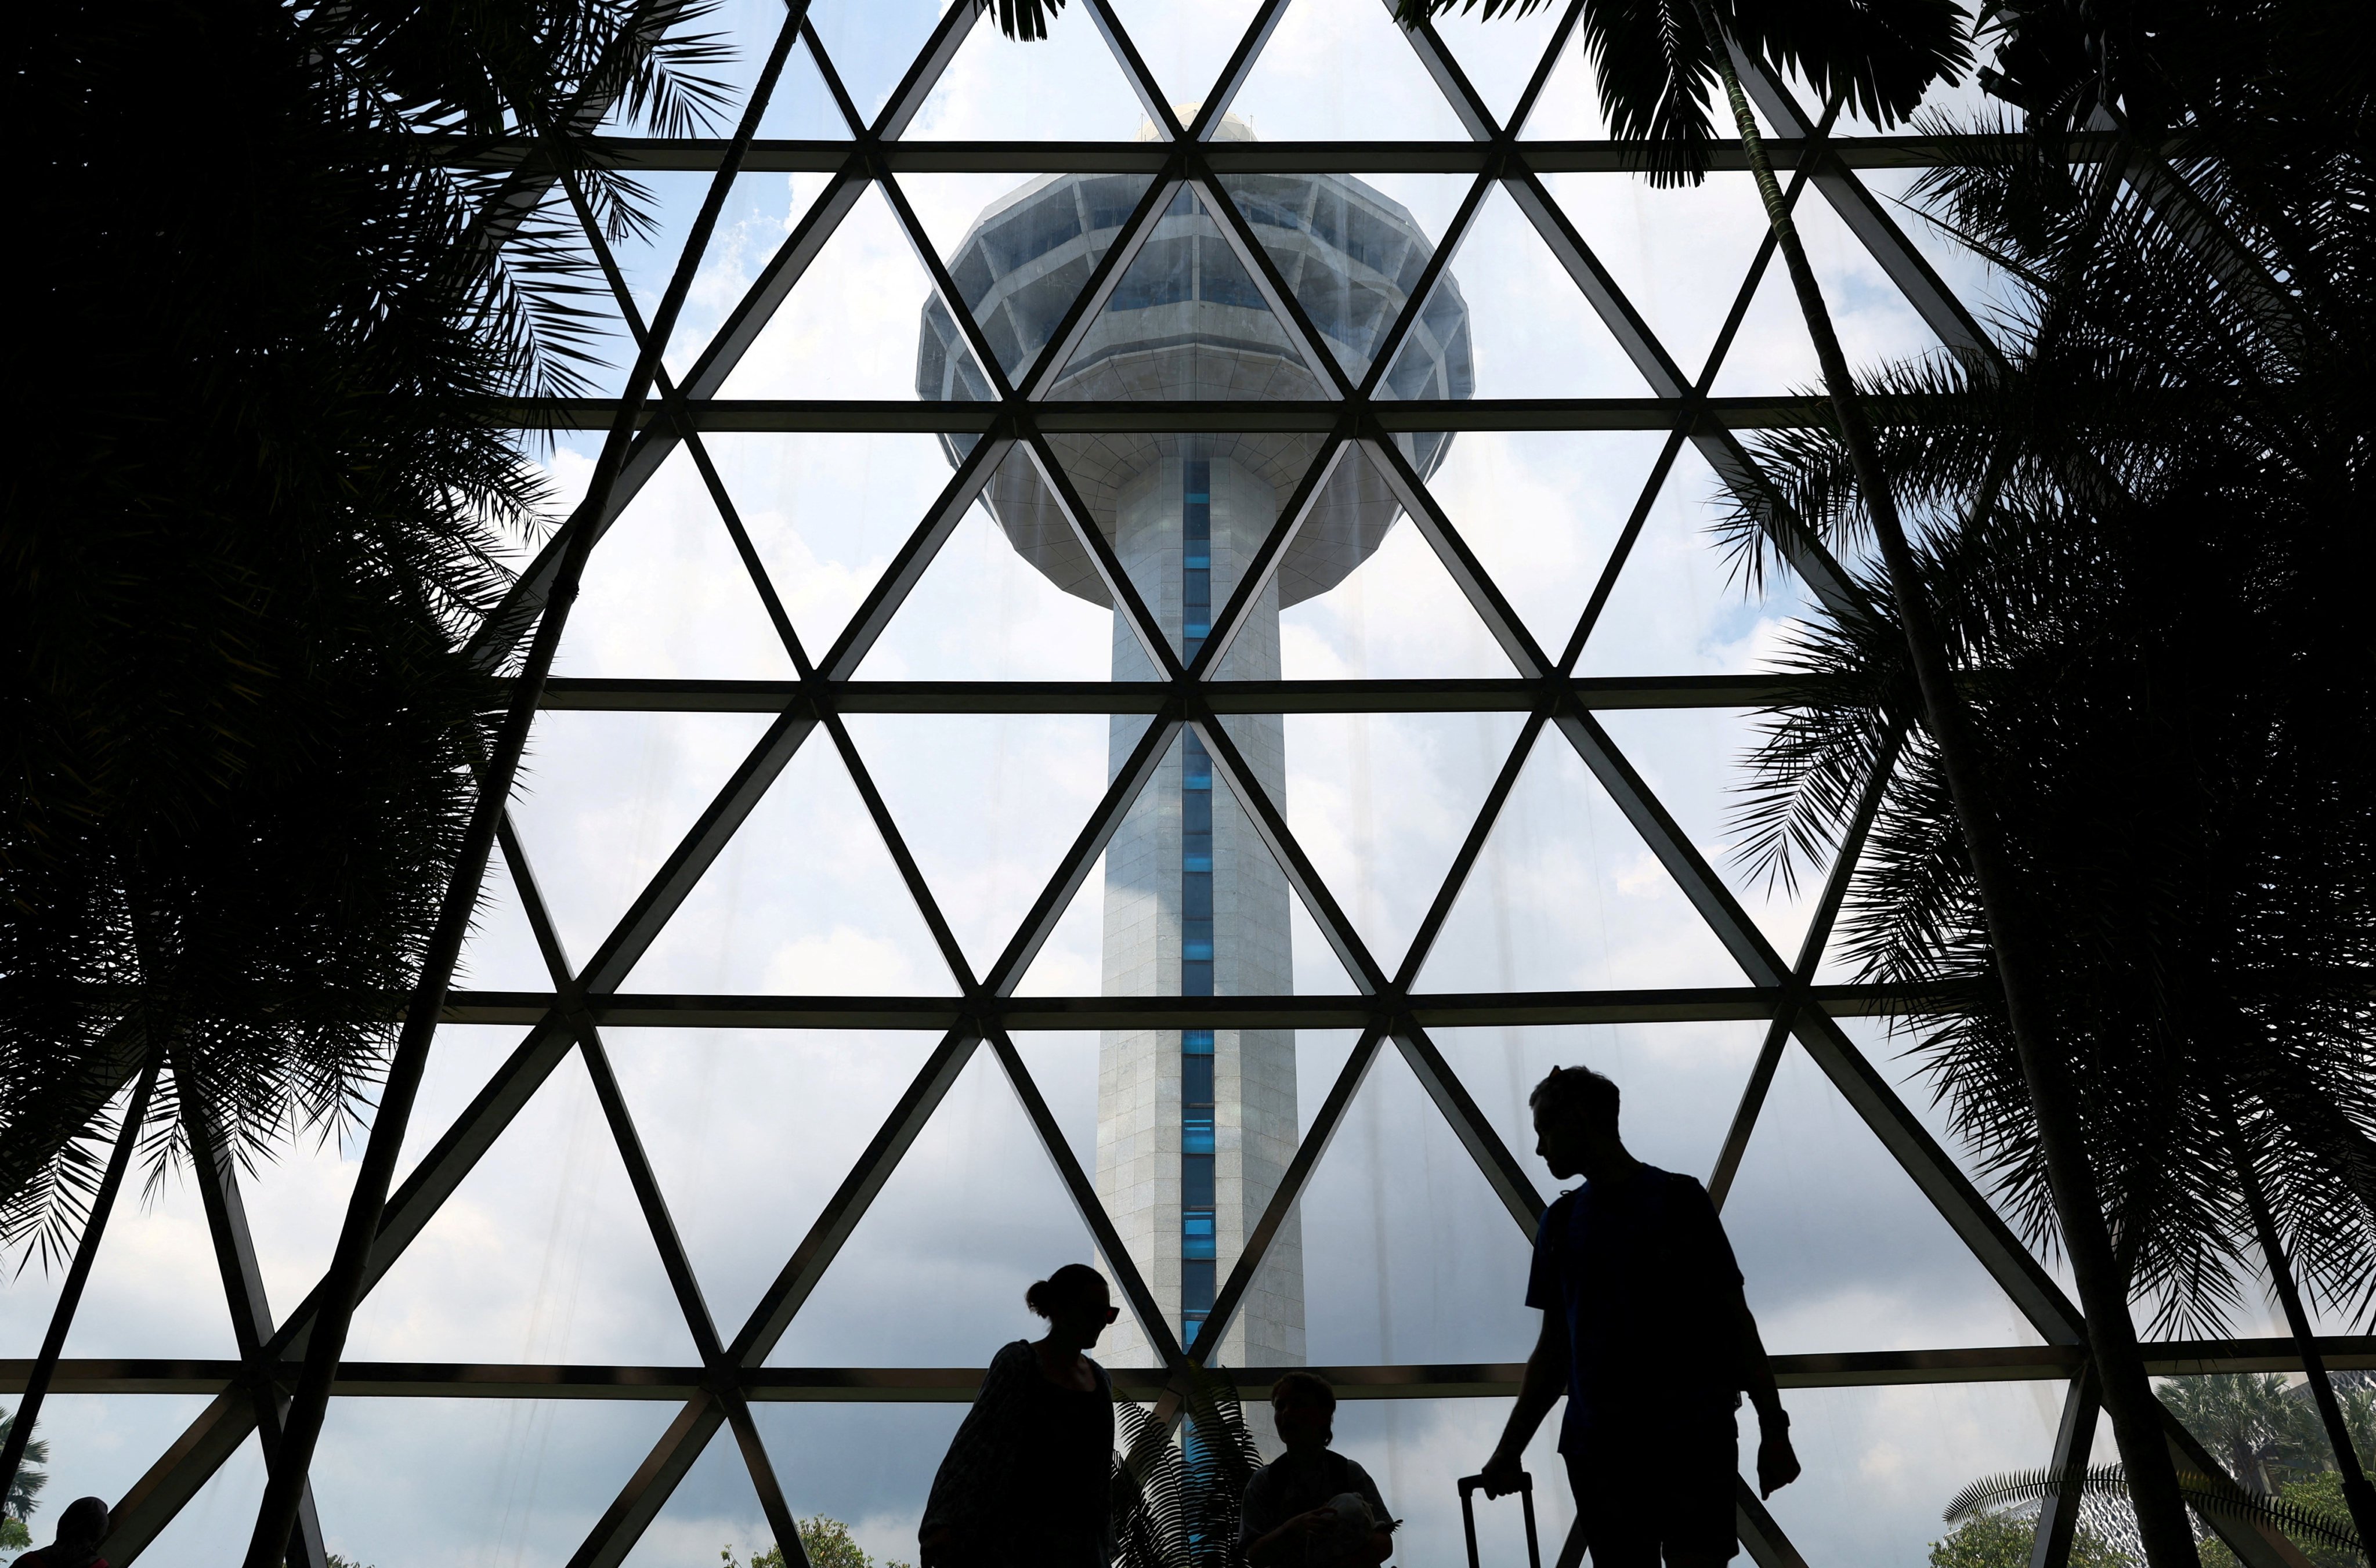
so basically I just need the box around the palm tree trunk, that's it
[1684,9,2198,1565]
[2224,1107,2376,1549]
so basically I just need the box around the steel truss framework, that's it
[12,4,2321,1567]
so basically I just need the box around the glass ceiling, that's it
[5,3,2312,1566]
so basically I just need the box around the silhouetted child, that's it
[1240,1373,1394,1567]
[15,1495,109,1568]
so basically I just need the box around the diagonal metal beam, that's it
[1707,722,1908,1207]
[4,1040,162,1540]
[1191,0,1292,140]
[986,1031,1188,1368]
[167,1067,328,1568]
[1548,704,2085,1344]
[2031,1369,2102,1568]
[497,821,811,1565]
[1189,1031,1390,1365]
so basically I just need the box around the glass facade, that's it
[7,6,2321,1567]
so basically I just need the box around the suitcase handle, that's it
[1458,1471,1540,1568]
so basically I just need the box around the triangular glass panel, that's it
[1424,0,1569,132]
[225,1125,357,1336]
[1417,722,1747,991]
[1287,883,1366,998]
[1047,186,1334,402]
[765,1045,1128,1366]
[605,1028,946,1338]
[1010,720,1368,1001]
[1211,171,1472,386]
[746,1404,973,1558]
[132,1431,266,1565]
[504,709,779,966]
[1723,1040,2049,1352]
[1596,705,1835,959]
[840,712,1120,977]
[1258,484,1531,682]
[392,1025,537,1190]
[850,454,1119,683]
[698,429,972,664]
[803,0,951,132]
[1379,180,1645,400]
[901,170,1160,388]
[548,170,814,397]
[717,180,996,402]
[619,1417,773,1567]
[1429,1019,1777,1189]
[520,428,605,553]
[1105,0,1268,115]
[624,725,961,995]
[554,445,800,680]
[16,1394,218,1540]
[1710,180,1949,397]
[1008,847,1112,998]
[1759,1382,2071,1568]
[1516,23,1615,139]
[1030,426,1328,669]
[455,852,556,991]
[1070,1023,1371,1371]
[1853,169,2022,354]
[910,7,1153,140]
[1277,709,1528,979]
[1570,442,1827,678]
[673,169,845,380]
[1007,1030,1102,1180]
[309,1396,682,1565]
[1227,0,1474,141]
[747,15,850,140]
[1427,428,1670,657]
[345,1048,704,1364]
[55,1135,241,1360]
[1539,169,1778,383]
[1271,1040,1538,1364]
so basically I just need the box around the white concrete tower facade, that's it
[918,118,1471,1366]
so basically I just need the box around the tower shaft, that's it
[1093,451,1303,1367]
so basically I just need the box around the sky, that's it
[0,2,2305,1566]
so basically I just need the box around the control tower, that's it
[918,115,1472,1366]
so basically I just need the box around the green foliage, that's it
[1112,1370,1265,1568]
[326,1555,375,1568]
[2196,1472,2366,1568]
[5,0,727,1268]
[719,1518,913,1568]
[1927,1509,2129,1568]
[2,1514,31,1549]
[2161,1375,2330,1494]
[1,1410,48,1523]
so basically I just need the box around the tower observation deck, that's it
[918,115,1472,1366]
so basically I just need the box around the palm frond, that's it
[1945,1461,2363,1556]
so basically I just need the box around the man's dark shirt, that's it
[1526,1164,1745,1451]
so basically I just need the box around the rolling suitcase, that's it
[1458,1470,1542,1568]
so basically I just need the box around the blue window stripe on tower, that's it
[1180,459,1218,1344]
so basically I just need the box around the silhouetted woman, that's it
[920,1263,1118,1568]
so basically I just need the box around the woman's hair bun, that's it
[1026,1262,1106,1318]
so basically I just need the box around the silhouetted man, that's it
[1478,1066,1799,1566]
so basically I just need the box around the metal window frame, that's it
[31,3,2317,1565]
